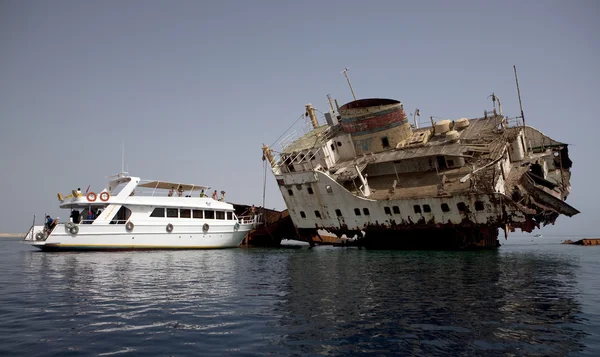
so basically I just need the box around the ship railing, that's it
[505,116,524,128]
[238,215,260,225]
[23,225,35,241]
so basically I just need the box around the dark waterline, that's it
[0,238,598,356]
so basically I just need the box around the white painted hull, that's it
[25,224,251,251]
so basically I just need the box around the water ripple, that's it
[0,239,598,356]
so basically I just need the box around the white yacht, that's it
[23,173,255,251]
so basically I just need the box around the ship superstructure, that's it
[263,92,577,249]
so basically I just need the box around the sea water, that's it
[0,236,598,356]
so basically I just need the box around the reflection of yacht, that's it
[23,173,255,251]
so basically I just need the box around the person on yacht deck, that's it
[212,190,218,200]
[168,187,175,197]
[177,186,184,197]
[200,189,205,197]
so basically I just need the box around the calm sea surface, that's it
[0,237,598,356]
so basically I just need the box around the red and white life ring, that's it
[86,192,97,202]
[99,192,110,202]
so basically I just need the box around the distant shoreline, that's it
[0,233,24,238]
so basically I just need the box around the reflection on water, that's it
[0,240,595,356]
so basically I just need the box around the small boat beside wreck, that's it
[23,173,255,251]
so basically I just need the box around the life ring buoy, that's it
[99,192,110,202]
[234,222,240,231]
[166,223,173,233]
[65,222,75,229]
[70,226,79,234]
[35,232,45,241]
[87,192,97,202]
[126,221,134,231]
[203,223,209,232]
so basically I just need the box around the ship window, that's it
[331,143,335,151]
[180,209,191,218]
[441,203,450,212]
[307,186,314,194]
[363,208,370,216]
[447,159,455,167]
[216,211,225,220]
[337,141,342,147]
[326,185,333,193]
[392,206,400,214]
[382,136,390,149]
[287,189,293,196]
[384,207,391,215]
[457,202,467,213]
[354,208,361,216]
[111,206,131,224]
[300,211,306,218]
[166,208,178,218]
[296,184,302,190]
[475,201,485,211]
[423,204,431,213]
[413,205,422,214]
[193,209,203,219]
[335,209,342,217]
[315,210,321,218]
[227,212,233,220]
[150,207,165,217]
[205,210,215,219]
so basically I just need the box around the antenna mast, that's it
[121,143,125,173]
[341,67,357,101]
[513,65,528,153]
[513,66,525,127]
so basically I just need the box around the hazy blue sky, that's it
[1,0,598,236]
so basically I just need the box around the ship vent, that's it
[455,118,470,130]
[434,120,452,135]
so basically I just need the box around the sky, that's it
[1,0,598,236]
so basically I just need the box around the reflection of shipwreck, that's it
[261,77,578,249]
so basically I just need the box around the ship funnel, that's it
[339,98,412,155]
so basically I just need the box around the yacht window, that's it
[475,201,485,211]
[414,205,422,214]
[354,208,361,216]
[300,211,306,218]
[216,211,225,220]
[384,207,391,215]
[150,207,165,217]
[227,212,233,220]
[441,203,450,212]
[110,206,131,224]
[166,208,178,218]
[288,189,293,196]
[314,210,321,218]
[193,209,203,219]
[457,202,467,213]
[335,209,342,217]
[326,185,333,194]
[296,184,302,190]
[180,209,191,218]
[307,186,314,194]
[205,210,215,219]
[423,204,431,213]
[392,206,400,214]
[363,208,370,216]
